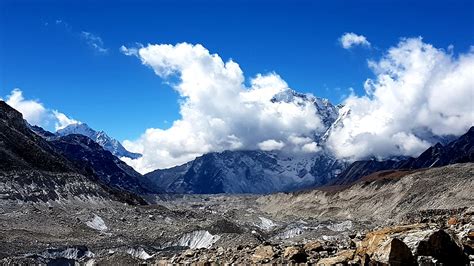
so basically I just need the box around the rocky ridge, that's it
[0,101,146,205]
[332,126,474,186]
[57,123,142,159]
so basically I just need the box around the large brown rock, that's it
[251,245,274,263]
[355,224,470,265]
[416,230,468,265]
[283,246,307,263]
[356,224,423,265]
[317,249,355,265]
[304,240,324,252]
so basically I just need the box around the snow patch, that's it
[85,214,107,231]
[277,227,304,239]
[127,247,153,260]
[37,247,94,260]
[326,220,352,232]
[258,217,276,230]
[174,230,220,249]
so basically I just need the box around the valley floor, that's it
[1,163,473,265]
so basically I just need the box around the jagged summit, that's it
[271,89,339,130]
[57,123,142,159]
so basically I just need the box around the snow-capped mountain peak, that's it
[56,123,141,159]
[271,89,339,130]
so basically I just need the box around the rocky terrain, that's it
[1,163,473,265]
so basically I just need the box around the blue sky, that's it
[1,0,473,141]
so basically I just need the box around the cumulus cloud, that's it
[258,139,285,151]
[53,110,79,130]
[120,45,139,56]
[121,42,325,173]
[2,88,80,131]
[327,37,474,160]
[302,142,321,153]
[81,31,108,54]
[4,89,49,126]
[339,32,371,49]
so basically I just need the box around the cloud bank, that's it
[2,89,80,131]
[123,38,473,173]
[327,37,474,160]
[339,32,371,49]
[121,43,325,173]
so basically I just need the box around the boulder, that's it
[283,246,307,263]
[251,245,274,263]
[416,230,468,265]
[183,249,195,257]
[447,217,458,226]
[304,240,324,252]
[317,249,354,265]
[356,224,469,265]
[356,224,421,265]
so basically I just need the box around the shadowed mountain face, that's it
[144,126,474,194]
[144,150,346,194]
[0,101,147,204]
[50,134,153,195]
[331,126,474,186]
[139,90,345,194]
[0,102,74,173]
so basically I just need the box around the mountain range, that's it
[2,96,472,196]
[142,90,473,194]
[144,150,345,194]
[332,127,474,186]
[1,99,472,265]
[56,123,142,159]
[0,101,148,204]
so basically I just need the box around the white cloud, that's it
[258,139,285,151]
[339,32,371,49]
[4,89,49,126]
[53,110,79,130]
[120,45,139,56]
[302,142,320,153]
[327,37,474,160]
[81,31,108,54]
[121,42,325,173]
[3,88,80,131]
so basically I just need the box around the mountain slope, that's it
[259,163,474,223]
[0,102,74,173]
[331,126,474,185]
[271,89,339,132]
[144,91,343,194]
[144,150,345,194]
[0,101,146,204]
[50,134,152,195]
[57,123,141,159]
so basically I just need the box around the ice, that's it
[258,217,276,230]
[174,230,221,249]
[85,214,107,231]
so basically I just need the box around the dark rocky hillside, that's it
[51,134,152,195]
[0,101,146,205]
